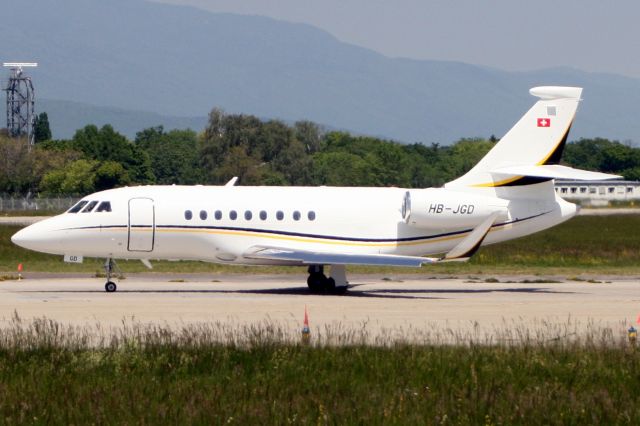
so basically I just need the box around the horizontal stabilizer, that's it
[491,165,621,181]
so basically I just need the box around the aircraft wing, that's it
[244,211,500,267]
[244,246,440,267]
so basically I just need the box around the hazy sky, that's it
[153,0,640,79]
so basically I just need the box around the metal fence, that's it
[0,196,80,212]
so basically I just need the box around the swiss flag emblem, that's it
[537,118,551,127]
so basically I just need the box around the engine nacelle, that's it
[402,188,509,229]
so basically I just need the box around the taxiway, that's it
[0,274,637,342]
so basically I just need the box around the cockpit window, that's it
[68,200,88,213]
[95,201,112,213]
[81,201,99,213]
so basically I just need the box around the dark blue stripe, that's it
[60,211,550,244]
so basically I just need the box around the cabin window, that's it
[276,211,284,221]
[259,211,267,220]
[293,211,301,221]
[229,210,237,220]
[215,210,222,220]
[200,210,208,220]
[68,201,88,213]
[95,201,112,212]
[308,211,316,221]
[184,210,193,220]
[81,201,99,213]
[244,210,252,220]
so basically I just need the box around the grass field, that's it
[0,317,638,424]
[1,215,639,423]
[1,215,639,276]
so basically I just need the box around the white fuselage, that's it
[12,184,577,265]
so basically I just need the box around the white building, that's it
[554,179,640,206]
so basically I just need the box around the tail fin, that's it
[446,86,583,189]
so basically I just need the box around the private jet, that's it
[11,86,618,293]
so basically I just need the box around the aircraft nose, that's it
[11,222,61,253]
[11,227,29,248]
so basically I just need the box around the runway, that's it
[0,273,638,343]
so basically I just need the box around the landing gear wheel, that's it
[103,258,122,292]
[307,273,326,293]
[324,277,336,292]
[105,281,117,293]
[306,267,341,294]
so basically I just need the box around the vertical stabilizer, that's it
[446,86,582,189]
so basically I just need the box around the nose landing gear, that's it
[104,258,120,293]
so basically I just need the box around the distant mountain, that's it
[2,0,640,143]
[8,99,207,140]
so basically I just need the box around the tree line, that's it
[0,108,639,197]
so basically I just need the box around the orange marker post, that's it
[301,306,310,345]
[17,263,23,281]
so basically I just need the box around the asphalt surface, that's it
[1,274,638,343]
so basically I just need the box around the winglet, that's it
[442,211,500,260]
[225,177,238,187]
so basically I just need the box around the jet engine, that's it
[401,188,509,230]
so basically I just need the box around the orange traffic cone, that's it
[301,305,310,344]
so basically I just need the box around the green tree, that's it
[34,112,52,143]
[72,125,154,184]
[0,134,80,194]
[199,109,315,185]
[40,159,130,195]
[312,151,379,186]
[135,126,201,184]
[564,138,640,179]
[40,159,97,195]
[294,120,323,154]
[441,138,495,178]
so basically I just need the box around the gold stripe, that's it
[535,118,574,166]
[97,223,512,248]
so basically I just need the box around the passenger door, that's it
[128,198,155,252]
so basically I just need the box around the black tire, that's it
[105,281,117,293]
[307,274,324,293]
[323,277,336,292]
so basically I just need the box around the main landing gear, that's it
[307,265,348,294]
[104,258,119,293]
